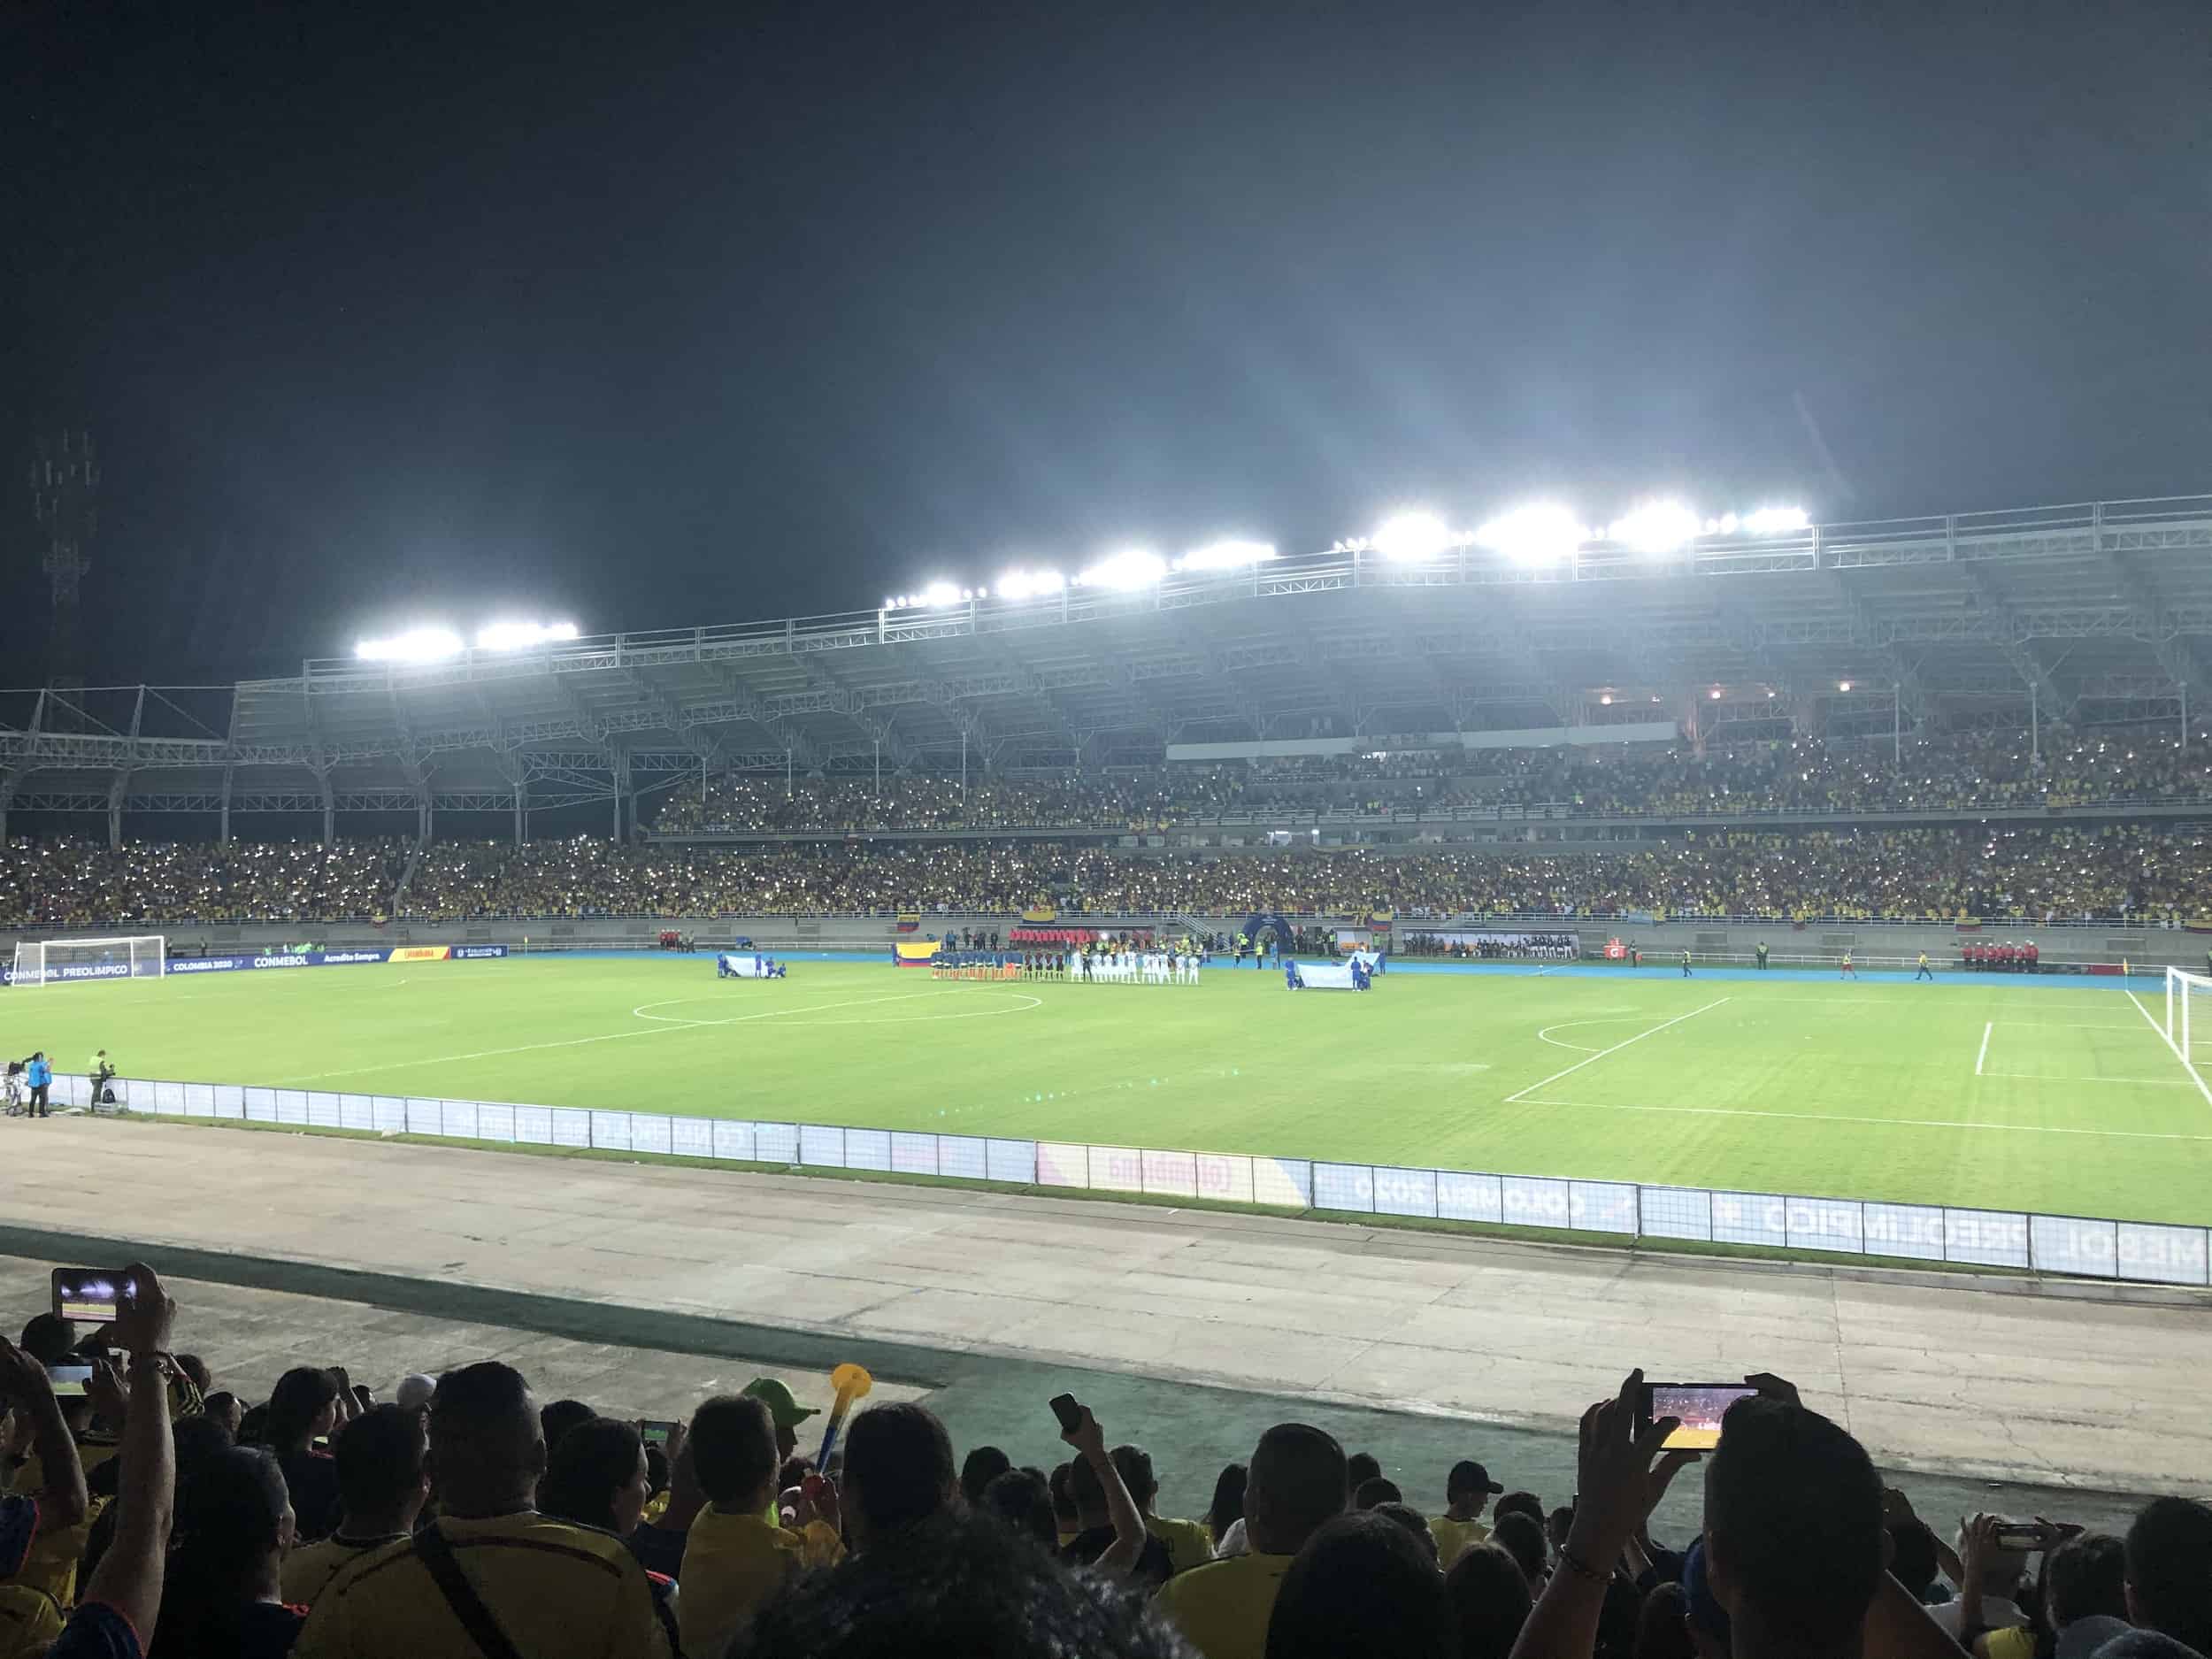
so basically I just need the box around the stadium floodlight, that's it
[1742,505,1810,535]
[918,580,963,608]
[1177,539,1277,572]
[1839,680,1853,692]
[1709,687,1723,699]
[1371,512,1460,562]
[473,620,580,652]
[1474,503,1586,565]
[1599,693,1613,705]
[1605,500,1700,554]
[1076,548,1167,591]
[355,626,465,663]
[995,567,1066,601]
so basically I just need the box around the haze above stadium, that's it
[4,0,2207,685]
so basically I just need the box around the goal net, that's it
[2161,967,2212,1069]
[9,935,166,988]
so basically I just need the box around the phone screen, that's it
[1640,1383,1759,1450]
[639,1420,678,1448]
[52,1268,127,1325]
[46,1363,94,1397]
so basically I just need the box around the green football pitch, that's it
[8,956,2212,1225]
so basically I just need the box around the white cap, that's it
[395,1373,438,1409]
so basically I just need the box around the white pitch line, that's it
[1505,996,1732,1104]
[274,988,1033,1084]
[1976,1021,1993,1077]
[1978,1072,2197,1087]
[1516,1095,2212,1142]
[1533,1015,1653,1054]
[2124,988,2212,1111]
[1989,1021,2142,1031]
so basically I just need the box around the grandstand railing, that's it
[37,1071,2208,1287]
[643,793,2212,839]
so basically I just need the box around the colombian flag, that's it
[896,910,921,933]
[894,940,941,968]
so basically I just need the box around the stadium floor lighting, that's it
[1474,503,1585,565]
[1177,539,1277,572]
[1077,549,1167,590]
[473,621,580,652]
[1371,511,1461,562]
[354,627,465,663]
[995,568,1065,601]
[1743,506,1811,534]
[1606,500,1701,555]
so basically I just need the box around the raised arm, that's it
[0,1333,88,1531]
[1062,1405,1147,1577]
[75,1265,178,1643]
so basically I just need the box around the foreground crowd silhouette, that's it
[4,1267,2208,1659]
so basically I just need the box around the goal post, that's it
[9,935,167,988]
[2161,966,2212,1066]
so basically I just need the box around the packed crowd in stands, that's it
[4,1267,2208,1659]
[649,726,2212,833]
[0,842,406,932]
[333,823,2212,926]
[8,824,2212,929]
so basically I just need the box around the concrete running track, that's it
[3,1117,2203,1496]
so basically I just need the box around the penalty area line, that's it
[1505,996,1731,1104]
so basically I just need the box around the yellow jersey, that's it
[293,1512,672,1659]
[1153,1551,1294,1659]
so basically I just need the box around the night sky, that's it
[5,0,2208,687]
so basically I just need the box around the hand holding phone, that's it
[1635,1382,1760,1451]
[1049,1392,1102,1455]
[43,1363,94,1398]
[638,1419,680,1449]
[51,1268,132,1326]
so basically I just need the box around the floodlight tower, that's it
[28,429,97,690]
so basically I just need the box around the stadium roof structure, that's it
[5,493,2212,833]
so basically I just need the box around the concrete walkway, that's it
[4,1117,2204,1494]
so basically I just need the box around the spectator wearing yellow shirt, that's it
[1154,1423,1347,1659]
[1429,1458,1502,1567]
[1111,1444,1213,1574]
[0,1328,90,1629]
[281,1405,429,1608]
[294,1361,671,1659]
[678,1393,839,1658]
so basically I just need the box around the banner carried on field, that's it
[893,940,941,969]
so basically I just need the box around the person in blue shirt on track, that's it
[26,1052,52,1118]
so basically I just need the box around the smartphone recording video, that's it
[51,1268,129,1325]
[46,1363,94,1397]
[1048,1393,1084,1434]
[1639,1382,1760,1450]
[639,1420,679,1448]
